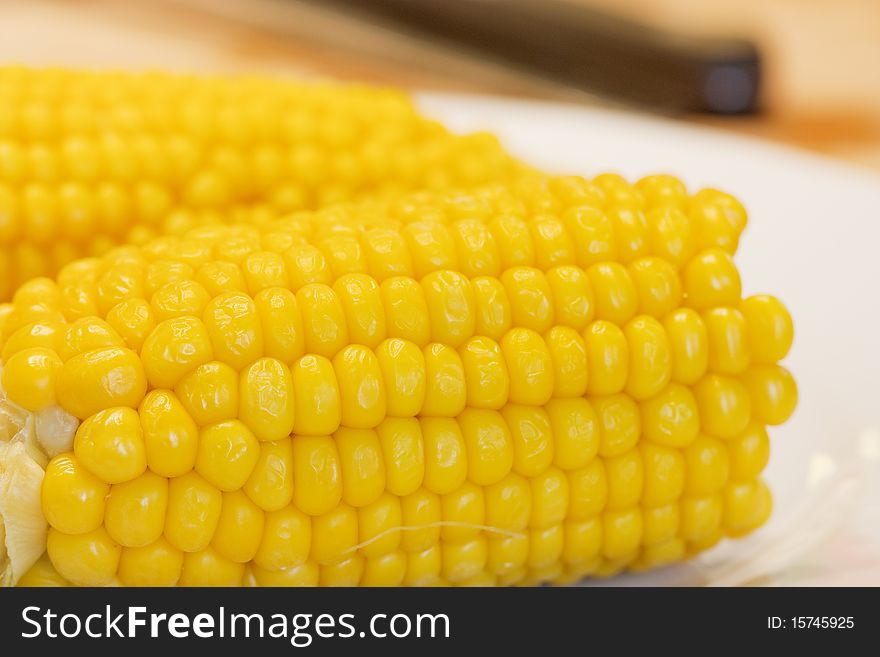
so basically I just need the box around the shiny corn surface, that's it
[0,67,529,299]
[1,175,795,586]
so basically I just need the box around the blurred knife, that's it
[310,0,761,114]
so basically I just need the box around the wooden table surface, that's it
[2,0,880,171]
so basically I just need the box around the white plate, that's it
[420,94,880,585]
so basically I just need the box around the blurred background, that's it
[1,0,879,169]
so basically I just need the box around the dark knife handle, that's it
[314,0,761,114]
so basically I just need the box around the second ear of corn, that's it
[0,67,531,300]
[0,175,796,587]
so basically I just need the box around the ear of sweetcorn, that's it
[0,66,532,300]
[0,175,795,586]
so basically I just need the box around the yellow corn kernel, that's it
[604,449,644,510]
[530,215,575,269]
[458,336,507,410]
[357,492,402,557]
[47,526,120,587]
[723,479,772,537]
[320,555,365,586]
[311,503,358,564]
[180,548,245,586]
[145,261,195,297]
[253,505,311,570]
[501,328,553,405]
[203,292,264,370]
[587,262,638,325]
[421,270,475,347]
[450,219,501,278]
[421,417,468,495]
[254,287,305,363]
[41,453,109,535]
[399,487,441,552]
[647,206,695,267]
[292,435,342,516]
[1,319,63,361]
[195,419,259,491]
[59,317,123,361]
[530,467,569,529]
[640,443,685,507]
[567,459,606,520]
[57,347,146,418]
[291,354,341,436]
[175,360,239,426]
[244,438,294,511]
[333,273,385,348]
[683,435,729,496]
[490,215,534,269]
[484,472,531,532]
[105,298,155,351]
[529,524,564,569]
[333,345,387,429]
[544,326,588,398]
[486,534,529,575]
[501,266,553,333]
[420,343,466,417]
[117,537,183,586]
[243,251,289,296]
[628,257,681,318]
[642,504,679,546]
[361,551,407,587]
[680,493,723,542]
[742,365,798,426]
[684,248,741,310]
[96,263,146,316]
[361,228,413,281]
[284,244,331,290]
[212,489,265,563]
[457,408,513,487]
[403,545,442,585]
[442,537,488,583]
[562,206,617,268]
[380,276,430,346]
[584,320,628,396]
[372,418,424,497]
[501,404,553,477]
[74,406,146,484]
[704,307,750,374]
[624,315,672,400]
[741,294,793,364]
[546,397,599,469]
[440,481,485,541]
[196,261,247,296]
[104,470,168,548]
[664,308,708,385]
[694,374,752,439]
[237,357,296,442]
[640,383,699,448]
[336,427,385,507]
[728,423,770,481]
[545,266,593,331]
[141,316,213,389]
[375,338,426,418]
[634,538,686,571]
[601,508,642,560]
[1,346,61,411]
[471,276,512,341]
[593,393,640,457]
[562,517,602,565]
[165,471,222,552]
[139,389,199,477]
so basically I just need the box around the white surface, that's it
[420,94,880,585]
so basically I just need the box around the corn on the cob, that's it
[0,175,796,586]
[0,67,530,299]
